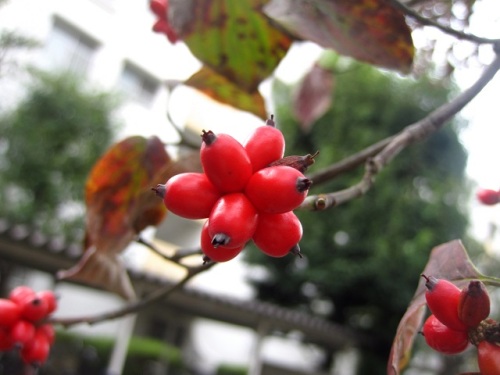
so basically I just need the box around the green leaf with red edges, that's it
[185,66,267,119]
[387,240,500,375]
[169,0,293,93]
[263,0,414,73]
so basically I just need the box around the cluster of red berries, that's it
[476,188,500,206]
[421,275,500,374]
[0,286,57,367]
[149,0,179,43]
[154,118,316,262]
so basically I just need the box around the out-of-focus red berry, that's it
[476,188,500,205]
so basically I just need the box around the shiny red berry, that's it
[8,286,35,305]
[0,299,22,328]
[422,275,468,332]
[37,290,58,315]
[476,188,500,205]
[245,166,312,214]
[200,220,244,262]
[457,280,490,328]
[200,130,253,193]
[422,314,469,354]
[20,330,50,367]
[244,123,285,172]
[208,193,258,248]
[252,211,303,257]
[37,324,55,345]
[10,320,35,348]
[477,341,500,375]
[18,296,48,323]
[0,327,14,351]
[156,172,221,219]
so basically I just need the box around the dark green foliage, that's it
[0,329,187,375]
[216,363,247,375]
[245,56,470,374]
[0,70,119,239]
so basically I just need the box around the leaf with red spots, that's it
[293,63,335,132]
[387,240,500,374]
[185,66,267,119]
[168,0,293,94]
[58,136,173,299]
[263,0,414,73]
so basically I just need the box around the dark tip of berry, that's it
[265,114,276,127]
[152,184,166,199]
[201,129,217,145]
[421,274,437,290]
[296,177,313,193]
[290,244,303,258]
[211,233,230,247]
[31,297,42,306]
[202,255,212,265]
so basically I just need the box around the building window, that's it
[43,17,99,75]
[117,62,159,106]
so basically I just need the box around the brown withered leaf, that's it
[264,0,414,73]
[293,63,335,133]
[57,136,191,300]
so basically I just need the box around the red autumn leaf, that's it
[264,0,414,73]
[185,66,267,120]
[57,136,173,300]
[387,240,500,374]
[293,63,335,132]
[168,0,293,93]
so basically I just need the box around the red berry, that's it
[245,166,312,214]
[19,296,48,323]
[200,130,253,193]
[422,275,468,332]
[457,280,490,328]
[208,193,258,249]
[244,124,285,172]
[10,320,35,348]
[476,188,500,205]
[37,290,58,315]
[150,0,167,18]
[157,173,221,219]
[200,220,244,262]
[252,211,303,257]
[477,341,500,375]
[0,326,14,351]
[37,324,55,345]
[422,314,469,354]
[9,286,35,305]
[20,330,50,367]
[0,299,22,328]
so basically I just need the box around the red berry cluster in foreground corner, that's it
[476,187,500,206]
[0,286,57,367]
[154,118,317,262]
[421,275,500,374]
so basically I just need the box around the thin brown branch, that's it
[387,0,500,45]
[50,262,215,328]
[301,52,500,211]
[135,236,202,263]
[306,135,395,186]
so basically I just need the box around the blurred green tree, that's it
[244,54,471,374]
[0,70,119,240]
